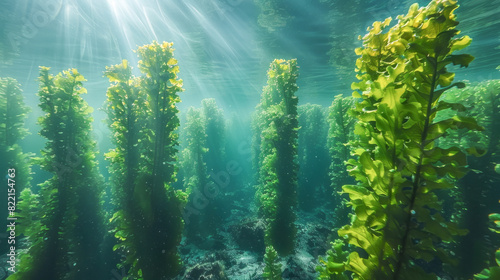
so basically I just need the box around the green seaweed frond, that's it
[325,0,479,279]
[474,203,500,279]
[255,59,299,256]
[263,245,283,280]
[105,41,187,279]
[316,240,349,280]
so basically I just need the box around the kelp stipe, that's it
[202,98,226,175]
[0,77,32,198]
[200,98,227,230]
[105,41,187,280]
[437,80,500,277]
[104,59,144,279]
[0,77,32,255]
[0,77,30,154]
[321,0,480,279]
[327,94,357,227]
[181,106,210,241]
[181,98,227,242]
[0,78,32,196]
[297,104,329,210]
[135,41,186,280]
[254,59,299,256]
[8,67,105,280]
[327,95,356,190]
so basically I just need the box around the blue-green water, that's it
[1,0,500,279]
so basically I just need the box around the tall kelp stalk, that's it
[201,98,228,232]
[327,94,357,227]
[181,98,227,243]
[8,68,105,280]
[437,80,500,277]
[202,98,226,175]
[255,59,299,257]
[0,78,30,184]
[319,0,480,279]
[181,107,209,241]
[201,98,228,225]
[0,77,32,254]
[105,41,187,280]
[297,104,329,211]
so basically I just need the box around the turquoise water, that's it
[1,0,500,279]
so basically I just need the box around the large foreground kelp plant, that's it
[255,59,299,257]
[8,68,105,280]
[320,0,480,279]
[105,41,187,280]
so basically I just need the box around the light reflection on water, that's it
[1,0,499,112]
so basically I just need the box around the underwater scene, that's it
[1,0,500,279]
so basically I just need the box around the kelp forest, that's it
[0,0,499,279]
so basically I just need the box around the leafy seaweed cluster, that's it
[263,245,283,280]
[180,105,212,241]
[0,77,32,253]
[104,41,187,280]
[9,67,105,280]
[474,203,500,279]
[0,78,29,154]
[254,59,299,256]
[202,98,226,175]
[327,94,357,226]
[179,99,227,238]
[0,77,31,193]
[297,104,329,210]
[437,79,499,156]
[327,95,356,189]
[181,107,208,196]
[322,0,480,279]
[436,79,500,276]
[317,240,349,280]
[0,78,32,194]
